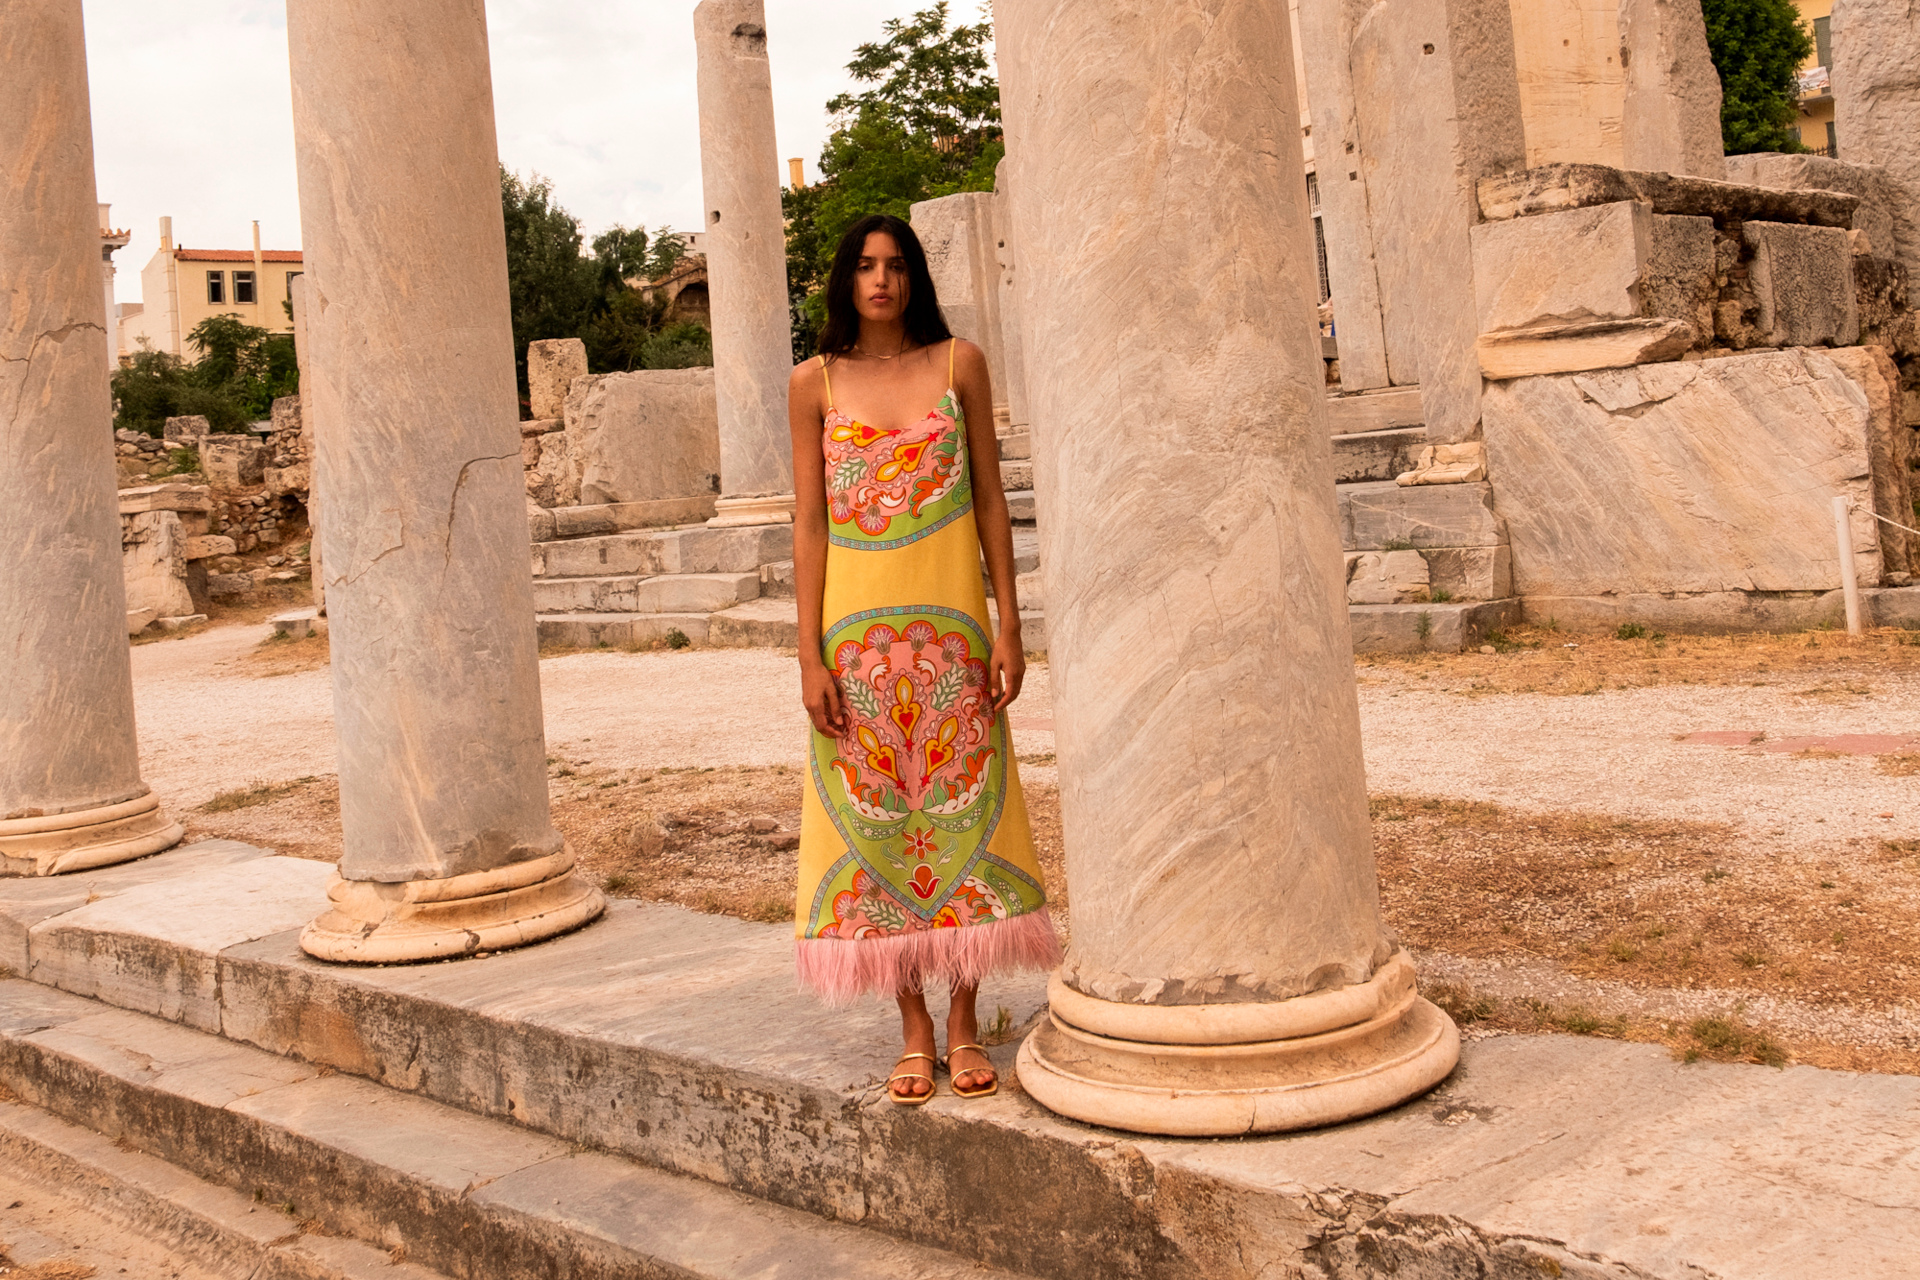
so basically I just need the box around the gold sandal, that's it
[887,1052,938,1106]
[944,1043,998,1099]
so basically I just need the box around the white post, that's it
[1834,495,1865,635]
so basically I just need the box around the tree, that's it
[783,3,1005,357]
[1702,0,1815,154]
[111,315,298,436]
[500,167,710,398]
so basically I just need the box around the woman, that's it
[787,214,1060,1105]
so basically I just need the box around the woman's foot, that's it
[890,995,938,1104]
[946,990,997,1097]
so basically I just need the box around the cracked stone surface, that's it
[286,0,563,883]
[0,0,154,825]
[997,0,1389,1004]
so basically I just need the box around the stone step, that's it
[1348,599,1522,654]
[1336,479,1506,552]
[532,522,791,579]
[0,848,1904,1280]
[531,570,760,615]
[0,1092,455,1280]
[1329,426,1426,485]
[1000,459,1034,491]
[760,558,795,599]
[1006,488,1037,524]
[0,982,1037,1280]
[1324,385,1424,435]
[707,596,799,648]
[1012,527,1040,574]
[536,612,709,650]
[998,429,1031,461]
[527,497,720,543]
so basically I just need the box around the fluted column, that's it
[286,0,603,962]
[694,0,796,527]
[998,0,1458,1135]
[0,0,184,877]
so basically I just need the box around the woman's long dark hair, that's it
[816,214,952,358]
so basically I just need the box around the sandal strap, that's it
[945,1043,990,1062]
[895,1052,937,1063]
[888,1070,933,1087]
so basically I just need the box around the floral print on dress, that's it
[822,393,971,547]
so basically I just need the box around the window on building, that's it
[1827,121,1839,158]
[1307,173,1330,305]
[286,270,303,299]
[233,271,255,304]
[1815,16,1831,70]
[206,270,224,304]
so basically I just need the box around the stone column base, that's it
[0,790,185,877]
[707,493,795,527]
[1015,952,1459,1136]
[299,847,606,964]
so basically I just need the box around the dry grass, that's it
[186,775,341,861]
[1371,793,1920,1009]
[0,1250,98,1280]
[1878,753,1920,777]
[1358,624,1920,696]
[236,630,330,677]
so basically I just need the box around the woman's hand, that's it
[802,658,851,738]
[989,626,1026,715]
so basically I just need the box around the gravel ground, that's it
[134,624,1916,851]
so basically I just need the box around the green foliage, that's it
[500,167,706,397]
[784,4,1005,357]
[1615,622,1648,640]
[111,314,297,436]
[1702,0,1815,154]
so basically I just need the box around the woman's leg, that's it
[945,981,996,1092]
[893,988,937,1099]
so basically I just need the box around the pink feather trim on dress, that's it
[794,909,1063,1006]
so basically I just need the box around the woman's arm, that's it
[954,340,1025,713]
[789,359,847,737]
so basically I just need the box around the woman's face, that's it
[853,231,910,326]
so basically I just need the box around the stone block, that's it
[117,484,211,515]
[1338,480,1505,551]
[1422,546,1512,600]
[910,191,1007,411]
[1396,442,1486,486]
[120,510,195,620]
[1832,2,1920,279]
[1330,427,1425,485]
[1347,599,1522,654]
[706,597,799,648]
[1642,214,1717,334]
[534,613,711,649]
[1482,350,1888,596]
[206,573,253,597]
[1826,345,1913,575]
[269,395,301,436]
[1324,388,1425,435]
[759,560,795,599]
[1723,153,1900,267]
[527,337,587,420]
[163,415,210,443]
[1345,550,1429,604]
[125,607,155,636]
[199,436,268,489]
[1477,319,1694,379]
[1742,222,1861,348]
[1478,163,1860,228]
[1470,202,1649,335]
[263,461,310,497]
[1519,590,1849,634]
[562,369,721,508]
[177,535,234,561]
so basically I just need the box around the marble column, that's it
[997,0,1458,1135]
[1619,0,1726,179]
[1832,0,1920,280]
[286,0,603,963]
[0,0,184,878]
[1296,0,1399,390]
[694,0,795,527]
[288,276,324,615]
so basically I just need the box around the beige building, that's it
[1794,0,1836,155]
[119,216,302,361]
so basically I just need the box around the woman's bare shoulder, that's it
[790,354,826,391]
[948,336,988,373]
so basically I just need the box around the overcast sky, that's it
[83,0,954,302]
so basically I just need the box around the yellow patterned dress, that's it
[794,340,1061,1003]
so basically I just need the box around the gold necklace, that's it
[854,335,909,360]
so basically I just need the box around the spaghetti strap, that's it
[948,337,957,387]
[817,354,834,408]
